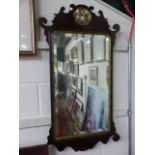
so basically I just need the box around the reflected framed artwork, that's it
[77,41,83,64]
[71,98,82,120]
[89,66,98,85]
[39,4,120,151]
[72,76,77,88]
[83,35,92,63]
[76,77,83,96]
[74,99,84,130]
[71,46,78,59]
[74,63,79,75]
[68,89,76,112]
[92,35,105,61]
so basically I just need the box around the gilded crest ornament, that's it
[73,7,92,26]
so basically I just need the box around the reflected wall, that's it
[52,32,111,139]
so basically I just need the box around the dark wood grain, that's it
[19,145,48,155]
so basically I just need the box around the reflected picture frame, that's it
[77,40,84,64]
[83,35,92,63]
[92,35,105,61]
[89,66,98,85]
[74,99,84,130]
[76,77,83,96]
[19,0,36,55]
[71,46,78,59]
[68,89,76,112]
[74,63,79,75]
[71,98,82,120]
[71,76,77,87]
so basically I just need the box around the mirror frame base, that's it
[47,121,120,151]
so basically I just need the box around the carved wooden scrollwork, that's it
[39,4,120,47]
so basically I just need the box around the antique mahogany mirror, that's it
[39,4,120,151]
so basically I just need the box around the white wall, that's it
[19,0,135,154]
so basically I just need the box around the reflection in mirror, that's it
[52,32,111,139]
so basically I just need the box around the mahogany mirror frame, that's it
[39,4,120,151]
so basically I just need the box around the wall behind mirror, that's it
[19,0,134,154]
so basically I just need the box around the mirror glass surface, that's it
[52,32,111,139]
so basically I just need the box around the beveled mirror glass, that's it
[52,32,111,140]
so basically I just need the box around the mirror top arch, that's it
[39,4,120,47]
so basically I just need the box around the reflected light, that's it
[85,40,90,44]
[97,56,102,60]
[21,44,27,49]
[20,34,25,38]
[106,37,109,42]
